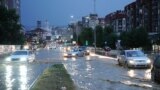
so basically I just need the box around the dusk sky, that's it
[21,0,134,27]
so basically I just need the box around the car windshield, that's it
[126,51,145,57]
[12,51,28,55]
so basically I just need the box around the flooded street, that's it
[62,53,160,90]
[0,48,159,90]
[0,48,61,90]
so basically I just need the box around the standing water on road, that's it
[62,53,160,90]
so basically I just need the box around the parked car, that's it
[151,55,160,83]
[5,50,35,62]
[117,50,151,68]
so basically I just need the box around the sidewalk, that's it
[95,50,119,58]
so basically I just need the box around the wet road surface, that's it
[61,52,160,90]
[0,47,160,90]
[0,48,62,90]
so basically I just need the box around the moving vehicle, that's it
[63,49,84,57]
[6,50,35,62]
[79,46,90,55]
[151,55,160,83]
[117,50,151,68]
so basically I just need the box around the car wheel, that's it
[151,69,158,82]
[151,71,156,82]
[124,61,129,68]
[118,59,121,66]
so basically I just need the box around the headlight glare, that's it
[20,57,27,61]
[146,59,151,63]
[6,57,11,61]
[129,60,135,64]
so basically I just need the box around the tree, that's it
[106,33,118,49]
[95,25,104,47]
[79,27,93,46]
[120,27,151,50]
[103,26,113,35]
[119,31,130,49]
[0,6,25,44]
[103,26,118,49]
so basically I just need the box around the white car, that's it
[117,50,151,68]
[6,50,35,62]
[63,49,84,57]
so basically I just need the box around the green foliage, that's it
[79,25,118,48]
[103,26,117,49]
[0,6,25,45]
[95,25,104,47]
[106,33,118,49]
[120,27,151,50]
[103,26,113,35]
[79,27,93,46]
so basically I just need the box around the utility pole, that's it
[93,0,96,14]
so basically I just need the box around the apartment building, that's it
[125,0,160,33]
[0,0,20,15]
[105,10,126,32]
[125,2,136,31]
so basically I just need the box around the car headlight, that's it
[63,53,67,56]
[6,57,11,61]
[20,57,27,61]
[129,60,135,64]
[72,53,76,56]
[86,50,90,53]
[146,59,151,63]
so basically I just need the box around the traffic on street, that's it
[0,45,159,90]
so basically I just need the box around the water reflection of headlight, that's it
[127,70,135,77]
[86,56,91,60]
[19,65,27,90]
[5,65,13,89]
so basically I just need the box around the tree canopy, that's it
[79,27,93,46]
[0,6,25,45]
[120,27,151,50]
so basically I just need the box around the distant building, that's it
[81,13,99,29]
[0,0,20,15]
[82,16,90,28]
[125,2,136,31]
[88,13,99,29]
[98,18,105,28]
[125,0,159,33]
[105,10,126,32]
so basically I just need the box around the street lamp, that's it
[91,21,97,52]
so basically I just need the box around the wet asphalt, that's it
[61,52,160,90]
[0,47,160,90]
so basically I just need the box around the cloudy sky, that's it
[21,0,134,27]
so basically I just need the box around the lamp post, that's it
[91,21,97,53]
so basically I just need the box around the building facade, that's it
[105,10,126,32]
[125,0,160,33]
[0,0,20,15]
[125,2,136,31]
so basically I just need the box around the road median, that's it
[31,64,75,90]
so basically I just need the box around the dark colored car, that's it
[151,55,160,83]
